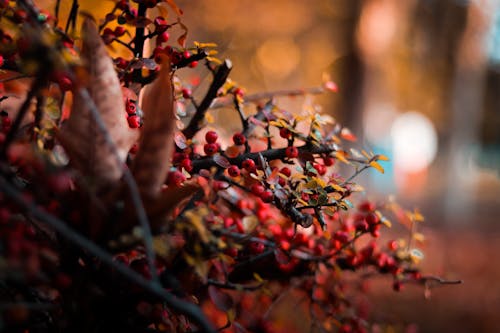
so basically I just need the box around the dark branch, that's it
[182,60,232,139]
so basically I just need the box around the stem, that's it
[182,60,232,139]
[0,76,45,158]
[134,3,147,57]
[0,176,216,333]
[211,86,327,109]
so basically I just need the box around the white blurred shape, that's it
[391,112,438,173]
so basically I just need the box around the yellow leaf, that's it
[206,56,222,64]
[376,154,390,161]
[194,41,218,48]
[413,232,425,243]
[369,161,384,174]
[330,183,345,193]
[335,151,351,165]
[381,218,392,228]
[413,210,425,222]
[361,149,371,159]
[253,272,264,283]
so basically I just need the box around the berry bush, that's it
[0,1,460,332]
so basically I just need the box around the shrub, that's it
[0,1,459,332]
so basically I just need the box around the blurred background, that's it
[174,2,500,331]
[39,0,500,332]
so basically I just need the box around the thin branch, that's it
[206,279,264,291]
[182,60,232,139]
[0,176,216,333]
[64,0,79,34]
[211,86,327,109]
[0,76,44,158]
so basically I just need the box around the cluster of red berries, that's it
[125,99,143,128]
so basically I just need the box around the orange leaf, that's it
[369,161,384,174]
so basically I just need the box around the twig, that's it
[64,0,79,34]
[0,176,216,333]
[182,60,232,139]
[210,86,327,109]
[133,3,147,57]
[0,76,44,158]
[206,279,264,291]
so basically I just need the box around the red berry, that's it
[114,26,126,37]
[154,17,167,29]
[188,60,198,68]
[366,212,380,225]
[388,240,398,251]
[359,201,375,212]
[115,57,128,69]
[125,100,136,114]
[323,156,335,166]
[250,183,265,196]
[182,88,191,99]
[242,158,256,171]
[227,165,240,177]
[260,190,274,203]
[279,167,291,177]
[203,143,218,156]
[313,163,326,176]
[180,158,193,172]
[157,31,169,44]
[249,241,265,254]
[205,130,218,143]
[117,0,129,10]
[234,87,244,97]
[167,170,185,186]
[0,55,4,67]
[285,146,299,158]
[232,133,246,146]
[279,127,291,139]
[127,115,141,128]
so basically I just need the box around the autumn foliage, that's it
[0,1,459,332]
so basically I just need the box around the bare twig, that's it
[211,86,327,109]
[182,60,232,139]
[0,76,44,157]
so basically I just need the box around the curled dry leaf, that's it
[57,18,138,191]
[132,55,175,198]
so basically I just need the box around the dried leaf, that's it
[165,0,184,16]
[177,18,188,48]
[213,154,231,168]
[58,18,138,190]
[132,55,175,198]
[369,161,384,174]
[208,285,233,312]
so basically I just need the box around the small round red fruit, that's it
[250,183,265,196]
[260,190,274,203]
[232,132,246,146]
[227,165,240,177]
[203,143,218,156]
[285,146,298,158]
[205,130,218,143]
[366,212,380,225]
[280,167,291,177]
[127,115,141,128]
[279,127,291,139]
[182,88,191,99]
[242,158,256,171]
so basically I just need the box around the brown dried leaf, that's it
[133,56,175,198]
[58,18,138,190]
